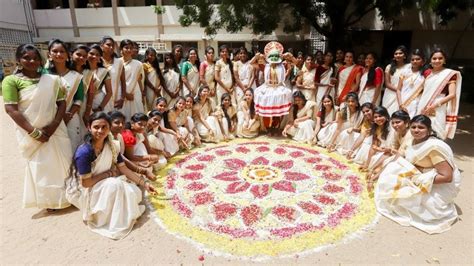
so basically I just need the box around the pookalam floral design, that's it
[150,139,376,260]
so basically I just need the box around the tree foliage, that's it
[174,0,472,48]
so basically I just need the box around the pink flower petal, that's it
[241,205,262,226]
[272,160,294,170]
[323,184,345,193]
[274,147,287,154]
[298,201,322,214]
[196,154,215,162]
[181,172,203,180]
[215,149,232,156]
[289,151,304,158]
[314,164,331,171]
[191,191,215,206]
[171,195,192,218]
[284,171,311,181]
[256,146,270,152]
[185,164,206,171]
[272,205,298,222]
[304,157,322,164]
[212,171,240,182]
[314,195,337,205]
[235,146,251,154]
[213,203,238,221]
[272,180,296,193]
[322,172,342,181]
[224,158,247,170]
[250,184,270,199]
[226,181,251,194]
[185,182,208,191]
[251,156,270,165]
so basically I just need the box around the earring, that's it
[17,64,23,70]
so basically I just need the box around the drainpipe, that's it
[112,0,120,36]
[68,0,80,37]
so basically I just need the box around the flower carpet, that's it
[149,138,377,260]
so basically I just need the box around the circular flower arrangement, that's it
[150,139,376,259]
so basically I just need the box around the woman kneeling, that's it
[66,112,156,239]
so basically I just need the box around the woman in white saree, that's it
[237,88,261,138]
[143,48,166,111]
[199,46,217,103]
[358,52,384,106]
[215,45,235,106]
[193,86,223,142]
[162,53,182,108]
[418,49,462,140]
[181,47,201,97]
[3,44,72,210]
[375,115,461,234]
[313,95,337,145]
[234,47,256,108]
[382,46,411,115]
[314,52,336,107]
[282,91,316,142]
[295,55,317,102]
[84,45,113,114]
[101,36,126,111]
[66,112,156,239]
[396,49,425,118]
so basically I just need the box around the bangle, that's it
[436,101,442,108]
[29,128,40,139]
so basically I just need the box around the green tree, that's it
[174,0,472,50]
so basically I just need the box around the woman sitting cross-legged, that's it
[236,88,261,138]
[375,115,461,234]
[214,93,237,141]
[167,96,195,149]
[282,91,317,143]
[66,112,156,239]
[192,85,224,142]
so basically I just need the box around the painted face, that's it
[185,97,193,109]
[430,52,445,69]
[146,51,156,63]
[344,52,354,65]
[176,98,186,111]
[391,118,407,132]
[410,54,424,69]
[110,118,124,134]
[121,44,133,59]
[394,49,406,63]
[49,43,68,65]
[362,107,373,120]
[89,118,110,141]
[322,97,332,109]
[373,112,387,126]
[87,48,101,66]
[410,121,430,140]
[148,115,161,129]
[244,90,253,101]
[101,39,114,55]
[131,120,147,133]
[155,100,168,112]
[365,54,375,68]
[206,49,214,61]
[19,50,41,73]
[72,49,88,68]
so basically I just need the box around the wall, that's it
[0,0,28,31]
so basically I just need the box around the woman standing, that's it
[143,47,166,111]
[396,49,425,118]
[282,91,316,142]
[120,39,145,120]
[215,45,235,105]
[181,47,200,97]
[100,36,126,110]
[234,47,255,107]
[418,49,461,140]
[358,52,384,106]
[375,115,461,234]
[66,112,156,239]
[382,46,410,115]
[237,88,261,138]
[295,55,317,102]
[314,51,335,107]
[3,44,72,210]
[200,46,216,101]
[84,45,113,114]
[47,39,85,150]
[161,53,181,108]
[335,51,362,105]
[192,86,222,142]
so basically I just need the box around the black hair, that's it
[173,96,187,110]
[155,96,167,107]
[245,88,256,119]
[410,48,426,73]
[100,35,118,58]
[163,52,180,74]
[341,92,360,120]
[391,110,410,124]
[185,47,200,68]
[144,47,167,92]
[194,85,210,104]
[108,110,126,121]
[120,39,134,50]
[410,114,438,138]
[148,109,163,119]
[219,45,235,84]
[14,44,43,74]
[370,106,390,141]
[292,90,307,120]
[154,97,170,127]
[86,44,104,68]
[126,112,149,130]
[69,44,90,71]
[389,45,408,75]
[172,44,183,62]
[365,52,378,85]
[83,111,112,144]
[184,93,194,104]
[47,38,70,73]
[220,93,233,129]
[429,48,447,68]
[323,51,336,78]
[319,94,335,124]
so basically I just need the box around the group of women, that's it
[2,38,462,239]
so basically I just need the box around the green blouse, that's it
[2,74,66,104]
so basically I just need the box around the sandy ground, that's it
[1,99,473,264]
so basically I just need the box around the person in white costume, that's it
[382,45,411,115]
[396,49,425,118]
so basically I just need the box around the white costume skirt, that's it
[254,84,292,117]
